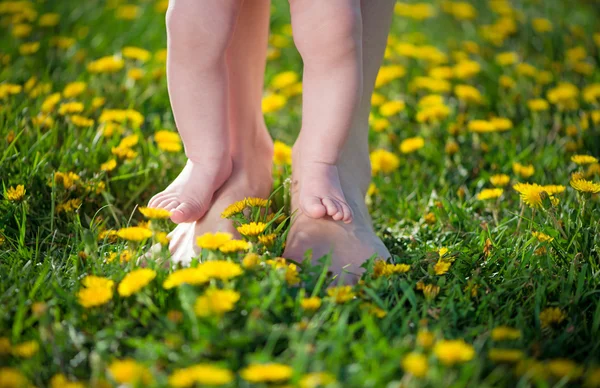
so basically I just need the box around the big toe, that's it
[301,196,328,219]
[170,201,206,224]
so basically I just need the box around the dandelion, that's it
[546,359,584,380]
[197,260,243,281]
[417,330,435,348]
[196,232,233,250]
[527,98,549,111]
[539,307,566,328]
[163,268,209,289]
[301,297,322,311]
[273,140,292,165]
[240,363,293,383]
[327,285,355,303]
[490,174,510,187]
[237,222,267,237]
[513,182,548,208]
[270,71,299,90]
[487,348,524,363]
[194,288,240,317]
[491,326,521,341]
[221,200,247,218]
[532,17,553,33]
[299,372,336,388]
[115,4,140,20]
[77,285,113,308]
[455,84,483,104]
[258,233,277,246]
[476,188,503,200]
[400,137,425,154]
[11,340,39,358]
[434,261,451,275]
[572,155,598,165]
[5,185,25,201]
[116,226,152,241]
[570,178,600,193]
[541,184,566,195]
[512,162,535,178]
[433,339,475,365]
[118,269,156,297]
[262,93,287,113]
[87,55,124,73]
[242,253,260,268]
[168,364,234,387]
[108,359,152,385]
[138,206,171,219]
[401,353,428,378]
[58,101,84,115]
[0,368,29,387]
[379,100,405,116]
[214,239,249,253]
[122,46,151,62]
[532,231,554,243]
[370,149,400,174]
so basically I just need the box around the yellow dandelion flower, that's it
[454,84,483,104]
[122,46,151,62]
[221,200,247,218]
[400,136,425,154]
[163,268,209,289]
[69,115,94,127]
[402,352,428,378]
[194,288,240,317]
[237,222,267,237]
[379,100,406,117]
[197,260,243,281]
[512,162,535,178]
[138,206,171,219]
[571,155,598,165]
[417,330,435,348]
[532,17,553,33]
[77,286,113,308]
[58,101,84,115]
[539,307,566,328]
[490,174,510,187]
[273,140,292,166]
[476,188,503,200]
[270,71,299,90]
[433,339,475,365]
[262,93,287,113]
[116,226,152,241]
[0,368,29,387]
[527,98,549,111]
[570,178,600,193]
[108,359,152,385]
[118,268,156,297]
[219,240,251,253]
[196,232,233,250]
[300,297,322,311]
[87,56,124,74]
[299,372,336,388]
[434,261,451,275]
[258,233,277,246]
[468,120,496,133]
[5,185,25,201]
[63,81,86,98]
[11,340,38,358]
[513,182,549,208]
[370,149,400,174]
[491,326,521,341]
[240,363,293,384]
[488,348,524,363]
[82,275,114,289]
[115,4,140,20]
[546,359,584,381]
[495,51,518,66]
[422,284,440,299]
[241,253,260,269]
[19,41,40,55]
[541,185,565,195]
[168,364,234,387]
[327,285,355,304]
[532,231,554,243]
[100,159,117,172]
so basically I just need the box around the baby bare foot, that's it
[295,159,353,223]
[284,172,390,282]
[148,155,232,224]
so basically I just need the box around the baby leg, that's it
[289,0,363,223]
[148,0,242,223]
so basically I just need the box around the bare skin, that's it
[161,0,396,279]
[283,0,396,280]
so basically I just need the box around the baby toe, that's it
[301,196,327,219]
[321,197,340,217]
[340,202,353,223]
[170,201,206,224]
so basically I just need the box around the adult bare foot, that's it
[164,137,273,265]
[283,158,390,283]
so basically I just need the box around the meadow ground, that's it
[1,0,600,387]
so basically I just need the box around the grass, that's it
[1,0,600,386]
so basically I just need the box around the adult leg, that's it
[284,0,396,280]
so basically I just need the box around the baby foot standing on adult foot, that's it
[147,154,232,224]
[295,157,353,224]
